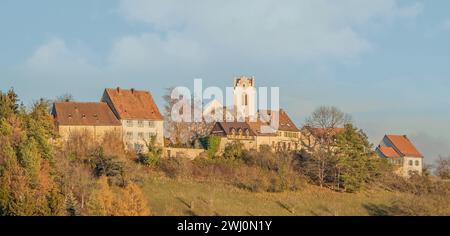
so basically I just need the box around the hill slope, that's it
[142,177,411,216]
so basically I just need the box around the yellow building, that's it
[52,102,122,142]
[210,109,303,152]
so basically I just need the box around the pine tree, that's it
[65,191,79,216]
[334,124,381,192]
[0,143,35,216]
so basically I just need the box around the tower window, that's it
[243,93,248,106]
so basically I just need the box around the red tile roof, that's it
[103,88,163,120]
[386,135,423,158]
[52,102,121,126]
[378,146,401,158]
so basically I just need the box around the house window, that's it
[126,132,133,140]
[138,132,144,140]
[126,120,133,127]
[138,120,144,127]
[415,160,420,166]
[148,121,155,128]
[409,160,413,166]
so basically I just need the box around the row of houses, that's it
[52,88,165,153]
[51,76,424,177]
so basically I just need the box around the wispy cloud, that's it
[117,0,422,63]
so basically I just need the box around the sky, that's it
[1,0,450,163]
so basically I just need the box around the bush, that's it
[91,147,126,186]
[222,141,248,161]
[138,135,162,167]
[157,157,193,179]
[378,173,450,196]
[138,153,160,167]
[206,136,221,158]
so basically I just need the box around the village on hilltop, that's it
[51,76,424,178]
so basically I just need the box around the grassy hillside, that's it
[142,176,413,216]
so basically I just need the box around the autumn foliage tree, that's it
[0,89,64,216]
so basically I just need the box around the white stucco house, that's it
[102,87,164,153]
[376,134,424,177]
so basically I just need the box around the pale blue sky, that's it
[1,0,450,162]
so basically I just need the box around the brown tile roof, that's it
[103,88,163,120]
[52,102,121,126]
[258,109,300,132]
[213,122,256,136]
[377,146,401,158]
[386,135,423,158]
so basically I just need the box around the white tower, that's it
[233,76,257,121]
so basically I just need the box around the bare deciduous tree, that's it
[435,156,450,179]
[56,93,74,102]
[301,106,352,188]
[163,88,212,148]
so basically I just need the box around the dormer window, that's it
[82,114,86,119]
[231,128,236,136]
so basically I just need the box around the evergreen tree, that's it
[65,191,79,216]
[334,124,386,192]
[18,138,42,186]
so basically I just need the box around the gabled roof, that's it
[385,135,423,158]
[103,88,163,120]
[258,109,300,132]
[53,102,121,126]
[212,122,256,136]
[377,146,401,158]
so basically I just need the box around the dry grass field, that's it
[142,176,432,216]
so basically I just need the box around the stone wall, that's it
[163,147,205,160]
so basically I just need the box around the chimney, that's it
[116,87,120,93]
[131,88,135,94]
